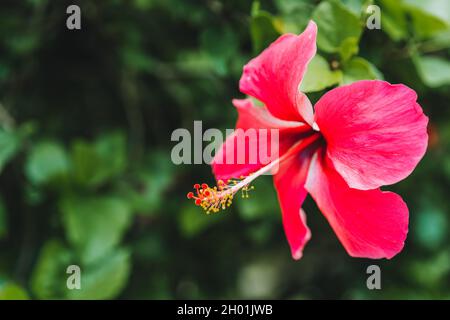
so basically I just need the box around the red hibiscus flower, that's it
[187,21,428,260]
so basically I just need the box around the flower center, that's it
[188,132,321,214]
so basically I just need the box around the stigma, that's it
[187,178,254,214]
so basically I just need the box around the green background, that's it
[0,0,449,299]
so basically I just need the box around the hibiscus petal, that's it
[305,151,409,259]
[212,99,309,181]
[239,21,317,124]
[314,80,428,190]
[274,152,312,260]
[234,99,305,131]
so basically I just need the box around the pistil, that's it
[188,132,320,214]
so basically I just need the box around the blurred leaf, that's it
[312,0,363,53]
[61,196,132,264]
[25,141,70,185]
[381,0,449,41]
[250,3,283,54]
[418,30,450,52]
[408,8,448,40]
[94,131,127,176]
[339,37,359,62]
[31,240,73,299]
[409,252,450,288]
[67,249,131,300]
[6,32,39,55]
[341,0,370,16]
[179,205,219,237]
[0,282,29,300]
[404,0,450,39]
[379,0,409,41]
[122,152,174,214]
[342,57,383,84]
[275,0,315,33]
[31,241,130,300]
[200,26,238,76]
[176,51,218,76]
[414,207,448,250]
[121,47,155,73]
[0,127,21,172]
[413,55,450,87]
[71,131,127,188]
[300,55,342,92]
[405,0,450,23]
[71,142,100,186]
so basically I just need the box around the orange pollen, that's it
[187,176,255,214]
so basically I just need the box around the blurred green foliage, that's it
[0,0,449,299]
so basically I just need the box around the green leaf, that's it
[0,282,29,300]
[30,240,73,299]
[200,26,238,76]
[300,55,342,93]
[339,37,359,62]
[250,3,283,54]
[179,205,219,237]
[6,32,39,56]
[67,249,131,300]
[312,0,363,53]
[418,30,450,52]
[61,196,132,264]
[341,0,371,16]
[407,0,450,23]
[380,0,449,41]
[121,47,155,73]
[177,50,217,76]
[408,7,449,40]
[0,128,21,172]
[25,141,70,185]
[409,252,450,288]
[342,57,383,84]
[404,0,450,39]
[120,152,174,214]
[71,131,127,188]
[31,241,131,300]
[94,131,127,177]
[70,141,99,186]
[379,0,409,41]
[274,0,315,34]
[0,197,7,239]
[414,207,447,250]
[413,55,450,87]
